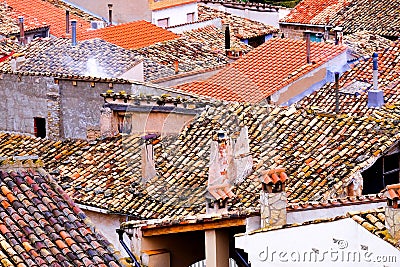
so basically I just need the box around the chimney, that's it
[334,72,340,113]
[304,30,311,64]
[71,20,77,46]
[173,59,179,74]
[66,10,70,34]
[141,133,158,183]
[207,130,235,214]
[223,23,230,50]
[260,168,287,228]
[333,26,343,45]
[18,16,25,45]
[384,184,400,241]
[108,4,113,26]
[367,52,384,108]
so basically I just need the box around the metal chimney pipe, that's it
[224,24,230,50]
[66,10,70,34]
[335,72,340,113]
[71,20,77,47]
[372,52,379,90]
[18,16,25,45]
[304,30,311,64]
[108,4,113,26]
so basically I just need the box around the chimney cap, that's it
[71,19,77,23]
[372,52,378,58]
[108,3,113,8]
[304,30,312,34]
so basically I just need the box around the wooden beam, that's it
[142,218,246,237]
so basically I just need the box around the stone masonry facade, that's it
[260,191,287,228]
[385,206,400,240]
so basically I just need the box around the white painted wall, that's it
[236,218,400,267]
[81,208,130,258]
[205,3,289,28]
[152,3,198,27]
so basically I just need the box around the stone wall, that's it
[46,84,61,140]
[260,191,287,228]
[385,206,400,240]
[279,24,327,40]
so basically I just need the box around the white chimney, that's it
[367,52,384,108]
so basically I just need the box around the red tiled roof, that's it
[280,0,352,25]
[176,38,347,103]
[386,184,400,200]
[6,0,91,37]
[80,20,179,50]
[149,0,198,11]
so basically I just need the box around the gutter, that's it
[116,229,141,267]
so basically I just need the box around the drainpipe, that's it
[116,229,141,267]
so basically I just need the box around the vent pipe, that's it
[18,16,25,45]
[108,4,113,26]
[334,72,340,113]
[367,52,384,108]
[304,30,311,64]
[71,20,77,47]
[224,24,230,50]
[66,10,70,34]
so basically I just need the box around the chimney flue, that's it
[367,52,384,108]
[304,30,311,64]
[335,72,340,113]
[18,16,25,45]
[66,10,70,34]
[108,4,113,26]
[71,20,77,47]
[224,24,230,50]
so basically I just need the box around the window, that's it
[157,18,169,28]
[34,117,46,138]
[117,114,132,134]
[187,12,195,23]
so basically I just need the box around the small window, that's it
[157,18,169,28]
[117,114,132,134]
[187,12,195,23]
[34,117,46,138]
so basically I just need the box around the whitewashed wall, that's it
[152,3,198,27]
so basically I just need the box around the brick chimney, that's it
[108,4,113,26]
[367,52,384,108]
[384,184,400,241]
[66,10,70,34]
[18,16,25,45]
[304,30,311,64]
[260,168,287,228]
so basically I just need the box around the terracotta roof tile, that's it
[0,99,398,217]
[280,0,352,25]
[349,208,400,249]
[5,0,94,38]
[298,40,400,115]
[176,38,346,102]
[0,161,125,266]
[198,4,278,39]
[80,20,180,50]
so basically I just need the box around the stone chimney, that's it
[384,184,400,241]
[71,20,77,47]
[304,30,311,64]
[368,52,384,108]
[100,106,118,137]
[260,168,287,228]
[18,16,25,45]
[108,4,113,26]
